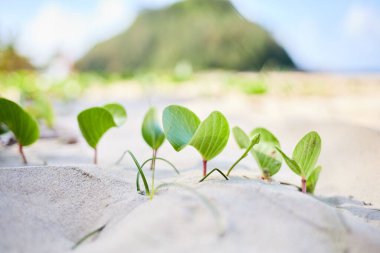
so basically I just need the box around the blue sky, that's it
[1,0,379,72]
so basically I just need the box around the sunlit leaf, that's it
[0,97,39,146]
[276,147,302,176]
[162,105,200,151]
[232,126,250,149]
[189,111,230,161]
[306,166,321,193]
[250,128,282,176]
[77,103,126,149]
[142,107,165,150]
[292,131,321,177]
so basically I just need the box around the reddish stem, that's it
[18,143,27,165]
[202,159,207,177]
[301,177,306,193]
[94,148,98,164]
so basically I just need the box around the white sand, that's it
[1,165,380,253]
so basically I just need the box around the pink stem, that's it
[18,143,27,165]
[94,148,97,164]
[301,177,306,193]
[203,160,207,177]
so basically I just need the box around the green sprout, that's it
[77,103,127,164]
[162,105,230,176]
[233,126,282,180]
[0,97,40,164]
[276,131,322,194]
[141,107,175,199]
[199,133,261,182]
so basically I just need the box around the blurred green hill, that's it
[0,45,34,72]
[76,0,294,73]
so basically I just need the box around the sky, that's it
[0,0,379,72]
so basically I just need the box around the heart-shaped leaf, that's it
[292,131,321,177]
[78,103,126,149]
[162,105,200,151]
[250,128,282,177]
[0,97,39,146]
[306,166,321,193]
[142,107,165,150]
[189,111,230,161]
[232,126,250,149]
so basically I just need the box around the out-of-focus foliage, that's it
[0,46,34,72]
[76,0,294,73]
[227,75,268,95]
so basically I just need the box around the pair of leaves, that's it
[276,131,322,193]
[233,126,282,177]
[141,107,165,150]
[0,98,39,146]
[77,103,127,149]
[162,105,230,161]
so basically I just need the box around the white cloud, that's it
[15,0,136,66]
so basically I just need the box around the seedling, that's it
[0,97,40,164]
[199,133,261,182]
[233,126,282,179]
[77,103,126,164]
[162,105,230,176]
[276,131,322,193]
[141,107,175,198]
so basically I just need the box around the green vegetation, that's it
[76,0,294,73]
[276,131,322,193]
[77,103,127,164]
[233,127,282,179]
[162,105,230,176]
[0,97,40,164]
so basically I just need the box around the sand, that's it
[1,72,380,252]
[1,165,380,253]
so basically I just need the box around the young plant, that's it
[276,131,322,194]
[0,97,40,164]
[162,105,230,176]
[233,126,282,179]
[141,107,166,198]
[77,103,126,164]
[199,133,261,182]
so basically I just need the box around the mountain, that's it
[76,0,294,73]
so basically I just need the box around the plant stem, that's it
[301,177,306,193]
[203,159,207,176]
[150,149,157,199]
[18,143,27,165]
[94,148,98,164]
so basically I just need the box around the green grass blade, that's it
[126,151,150,195]
[72,225,106,250]
[141,157,180,175]
[199,168,229,182]
[226,133,260,176]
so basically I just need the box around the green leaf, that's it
[232,126,250,149]
[77,103,126,149]
[162,105,200,151]
[276,147,302,176]
[142,107,165,150]
[292,131,321,177]
[306,166,321,194]
[0,97,39,146]
[189,111,230,161]
[250,128,282,176]
[250,128,280,146]
[0,123,8,135]
[103,103,127,126]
